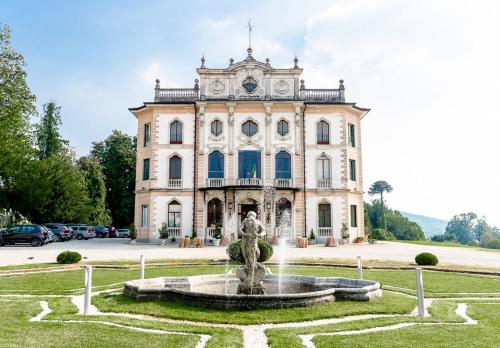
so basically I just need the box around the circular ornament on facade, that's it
[274,79,290,95]
[209,80,225,95]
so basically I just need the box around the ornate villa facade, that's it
[129,47,369,243]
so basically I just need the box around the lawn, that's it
[393,239,499,252]
[0,263,498,347]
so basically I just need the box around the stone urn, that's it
[213,238,221,247]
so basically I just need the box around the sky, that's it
[1,0,499,225]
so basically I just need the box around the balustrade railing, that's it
[206,178,224,187]
[237,178,263,186]
[168,179,182,189]
[318,227,333,237]
[275,178,292,188]
[317,179,332,189]
[167,227,181,237]
[154,88,198,102]
[206,227,224,238]
[302,89,344,103]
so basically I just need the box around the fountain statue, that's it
[237,211,267,295]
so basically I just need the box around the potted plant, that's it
[309,228,316,245]
[212,224,222,247]
[158,223,169,245]
[354,236,364,244]
[129,224,137,244]
[341,223,350,244]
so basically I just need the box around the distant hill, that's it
[399,211,449,238]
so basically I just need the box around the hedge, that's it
[56,251,82,264]
[415,252,439,266]
[227,239,273,263]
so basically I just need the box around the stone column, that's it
[293,103,302,155]
[197,103,206,155]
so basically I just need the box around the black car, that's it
[43,223,72,241]
[0,225,47,247]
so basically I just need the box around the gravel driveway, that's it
[0,239,498,268]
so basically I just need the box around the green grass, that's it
[0,264,499,347]
[310,303,500,348]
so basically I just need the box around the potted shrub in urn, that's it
[354,236,364,244]
[341,223,350,244]
[309,228,316,245]
[212,224,222,247]
[158,223,169,245]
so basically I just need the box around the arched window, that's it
[168,200,181,228]
[170,121,183,144]
[169,155,182,179]
[317,120,329,144]
[207,198,223,227]
[318,203,331,228]
[277,119,289,136]
[208,151,224,178]
[211,120,223,136]
[242,120,258,137]
[317,156,330,180]
[275,151,291,178]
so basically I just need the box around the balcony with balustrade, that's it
[275,178,292,188]
[206,178,225,188]
[317,227,333,238]
[168,179,182,189]
[167,227,181,238]
[206,227,224,239]
[317,179,332,189]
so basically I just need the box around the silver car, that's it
[116,229,130,238]
[67,225,96,240]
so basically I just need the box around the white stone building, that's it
[129,47,369,243]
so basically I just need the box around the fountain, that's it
[123,211,382,310]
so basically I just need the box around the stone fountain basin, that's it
[123,274,382,310]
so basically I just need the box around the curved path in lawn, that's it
[1,239,498,268]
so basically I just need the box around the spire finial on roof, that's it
[245,19,255,50]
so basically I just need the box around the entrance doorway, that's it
[238,202,258,223]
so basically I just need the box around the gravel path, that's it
[0,239,498,268]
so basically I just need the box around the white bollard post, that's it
[140,254,145,280]
[357,256,363,280]
[416,267,425,317]
[84,266,92,316]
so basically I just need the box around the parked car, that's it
[94,226,109,238]
[43,223,72,241]
[115,229,130,238]
[0,225,47,247]
[105,225,117,238]
[41,226,55,243]
[67,225,96,240]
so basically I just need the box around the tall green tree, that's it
[78,156,111,225]
[36,102,66,159]
[0,24,36,212]
[444,212,477,244]
[91,130,136,227]
[368,180,393,229]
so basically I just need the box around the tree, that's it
[36,102,66,159]
[0,24,37,212]
[368,180,393,229]
[78,156,111,225]
[444,212,477,244]
[91,130,136,227]
[472,217,491,241]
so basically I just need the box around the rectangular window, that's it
[348,123,356,147]
[144,123,151,147]
[238,151,261,178]
[318,158,331,180]
[350,205,358,227]
[141,205,148,227]
[349,159,356,181]
[143,158,150,181]
[318,204,332,228]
